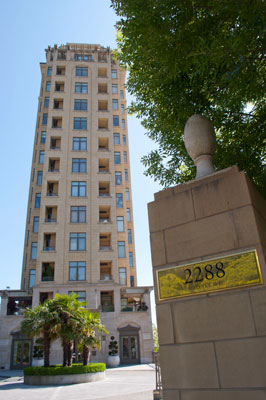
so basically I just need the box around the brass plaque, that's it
[157,250,263,301]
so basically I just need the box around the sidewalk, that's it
[0,364,156,400]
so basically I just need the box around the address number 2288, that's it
[184,262,225,284]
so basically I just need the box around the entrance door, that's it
[11,339,32,369]
[121,335,140,364]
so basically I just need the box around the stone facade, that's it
[0,43,153,370]
[149,166,266,400]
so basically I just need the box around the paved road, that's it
[0,364,155,400]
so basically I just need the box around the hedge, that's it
[24,363,106,376]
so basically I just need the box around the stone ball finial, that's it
[184,114,216,179]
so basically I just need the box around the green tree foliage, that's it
[111,0,266,195]
[153,324,159,352]
[21,300,59,367]
[21,294,107,367]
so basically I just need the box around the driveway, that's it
[0,364,156,400]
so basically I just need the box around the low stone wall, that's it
[24,371,105,385]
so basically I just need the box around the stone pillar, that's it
[148,165,266,400]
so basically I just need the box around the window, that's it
[113,116,119,127]
[127,208,131,222]
[121,104,125,114]
[46,81,51,91]
[73,117,87,130]
[71,181,86,197]
[118,241,126,258]
[120,90,124,99]
[130,275,135,287]
[72,158,87,173]
[70,206,86,223]
[75,53,93,61]
[115,171,122,185]
[37,171,43,185]
[76,67,88,76]
[112,69,117,79]
[112,84,118,94]
[122,119,125,129]
[117,216,124,232]
[112,99,118,110]
[128,229,132,244]
[44,97,49,108]
[31,242,38,260]
[74,99,87,111]
[124,169,128,181]
[33,217,39,233]
[40,132,46,144]
[116,193,123,208]
[114,133,120,145]
[35,193,41,208]
[39,151,45,164]
[123,135,126,145]
[125,188,130,201]
[119,268,127,285]
[70,233,86,251]
[47,67,52,76]
[42,113,48,125]
[73,137,87,151]
[69,261,85,281]
[75,83,88,93]
[114,152,121,164]
[29,270,36,288]
[69,291,86,302]
[129,252,133,267]
[123,151,127,163]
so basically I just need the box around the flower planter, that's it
[32,359,44,367]
[24,371,105,385]
[107,355,120,368]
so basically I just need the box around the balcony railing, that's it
[101,304,114,312]
[99,246,112,251]
[41,276,54,281]
[99,193,110,197]
[47,193,58,197]
[43,246,56,252]
[99,218,111,223]
[121,302,148,312]
[45,218,57,223]
[48,169,59,172]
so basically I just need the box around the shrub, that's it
[24,363,106,376]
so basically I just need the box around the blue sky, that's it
[0,0,162,321]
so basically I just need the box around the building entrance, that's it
[11,332,32,369]
[118,325,140,364]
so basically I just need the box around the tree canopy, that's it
[111,0,266,195]
[21,293,107,367]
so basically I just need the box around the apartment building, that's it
[0,43,153,369]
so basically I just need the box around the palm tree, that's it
[77,308,108,365]
[49,293,86,367]
[21,300,59,367]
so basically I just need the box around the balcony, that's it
[41,262,55,282]
[98,67,107,78]
[56,66,65,75]
[99,182,110,197]
[120,288,149,312]
[99,206,111,223]
[100,261,112,281]
[53,99,63,110]
[48,158,60,172]
[98,159,109,173]
[47,182,59,197]
[98,100,108,112]
[7,297,32,315]
[98,118,108,130]
[43,233,56,252]
[101,291,114,312]
[52,117,62,129]
[55,82,65,92]
[98,137,109,151]
[98,83,107,94]
[50,137,61,150]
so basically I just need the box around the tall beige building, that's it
[0,43,153,369]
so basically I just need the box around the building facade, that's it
[0,43,153,370]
